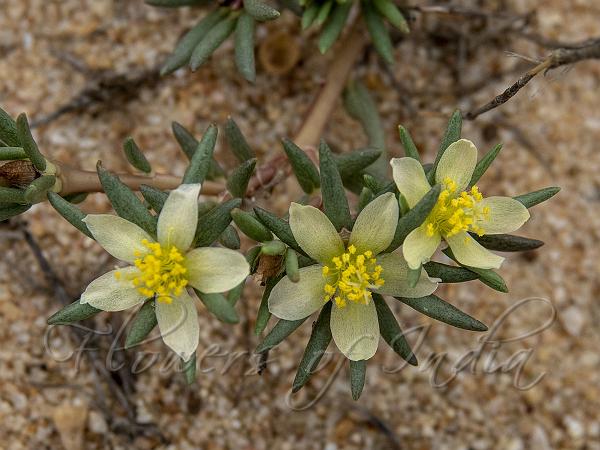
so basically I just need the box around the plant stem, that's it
[294,22,366,148]
[58,164,223,196]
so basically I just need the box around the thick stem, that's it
[293,23,366,148]
[58,165,223,196]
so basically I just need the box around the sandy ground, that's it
[1,0,599,449]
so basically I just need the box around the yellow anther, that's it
[115,239,189,301]
[423,179,489,238]
[321,247,385,308]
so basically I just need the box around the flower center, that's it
[425,177,490,238]
[115,239,188,303]
[322,245,384,308]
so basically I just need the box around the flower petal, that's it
[268,265,327,320]
[446,232,504,269]
[477,196,530,234]
[390,157,431,208]
[83,214,154,264]
[376,251,438,298]
[185,247,250,293]
[157,183,201,252]
[402,224,441,270]
[349,192,399,256]
[80,266,146,311]
[435,139,478,192]
[289,203,344,264]
[330,299,379,361]
[156,290,199,361]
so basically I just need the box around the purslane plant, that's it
[80,183,249,361]
[267,194,438,361]
[392,139,530,271]
[0,104,559,398]
[149,0,410,82]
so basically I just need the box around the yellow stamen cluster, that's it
[322,245,384,308]
[115,239,188,303]
[425,177,490,238]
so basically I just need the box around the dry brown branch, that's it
[465,39,600,120]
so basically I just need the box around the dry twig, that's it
[466,39,600,120]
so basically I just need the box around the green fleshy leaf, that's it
[397,295,488,331]
[0,147,26,160]
[318,1,352,53]
[398,125,420,161]
[246,245,262,273]
[386,184,441,252]
[254,275,282,335]
[47,299,101,325]
[0,186,26,204]
[244,0,280,21]
[407,265,421,288]
[161,9,227,75]
[514,187,560,208]
[349,359,366,400]
[261,239,287,256]
[335,148,383,180]
[472,233,543,252]
[123,137,151,174]
[227,158,256,198]
[172,122,224,179]
[254,206,304,254]
[196,290,239,323]
[194,198,241,247]
[282,138,320,194]
[319,140,352,231]
[16,113,46,171]
[285,248,300,282]
[224,117,255,162]
[172,121,198,160]
[468,143,502,187]
[234,13,256,82]
[343,82,385,152]
[227,281,246,306]
[362,0,394,64]
[140,184,168,213]
[255,316,307,353]
[125,300,157,349]
[189,15,237,71]
[47,192,93,238]
[315,0,334,26]
[373,294,417,365]
[423,261,477,283]
[63,192,88,204]
[372,0,409,33]
[0,107,20,147]
[292,302,332,392]
[301,3,320,29]
[428,110,462,184]
[218,224,241,249]
[183,353,197,385]
[0,203,30,221]
[227,282,245,305]
[24,175,56,204]
[182,124,218,185]
[97,163,157,236]
[442,247,508,293]
[231,208,273,242]
[357,187,374,212]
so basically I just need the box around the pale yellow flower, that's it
[80,184,249,361]
[391,139,530,270]
[267,193,438,361]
